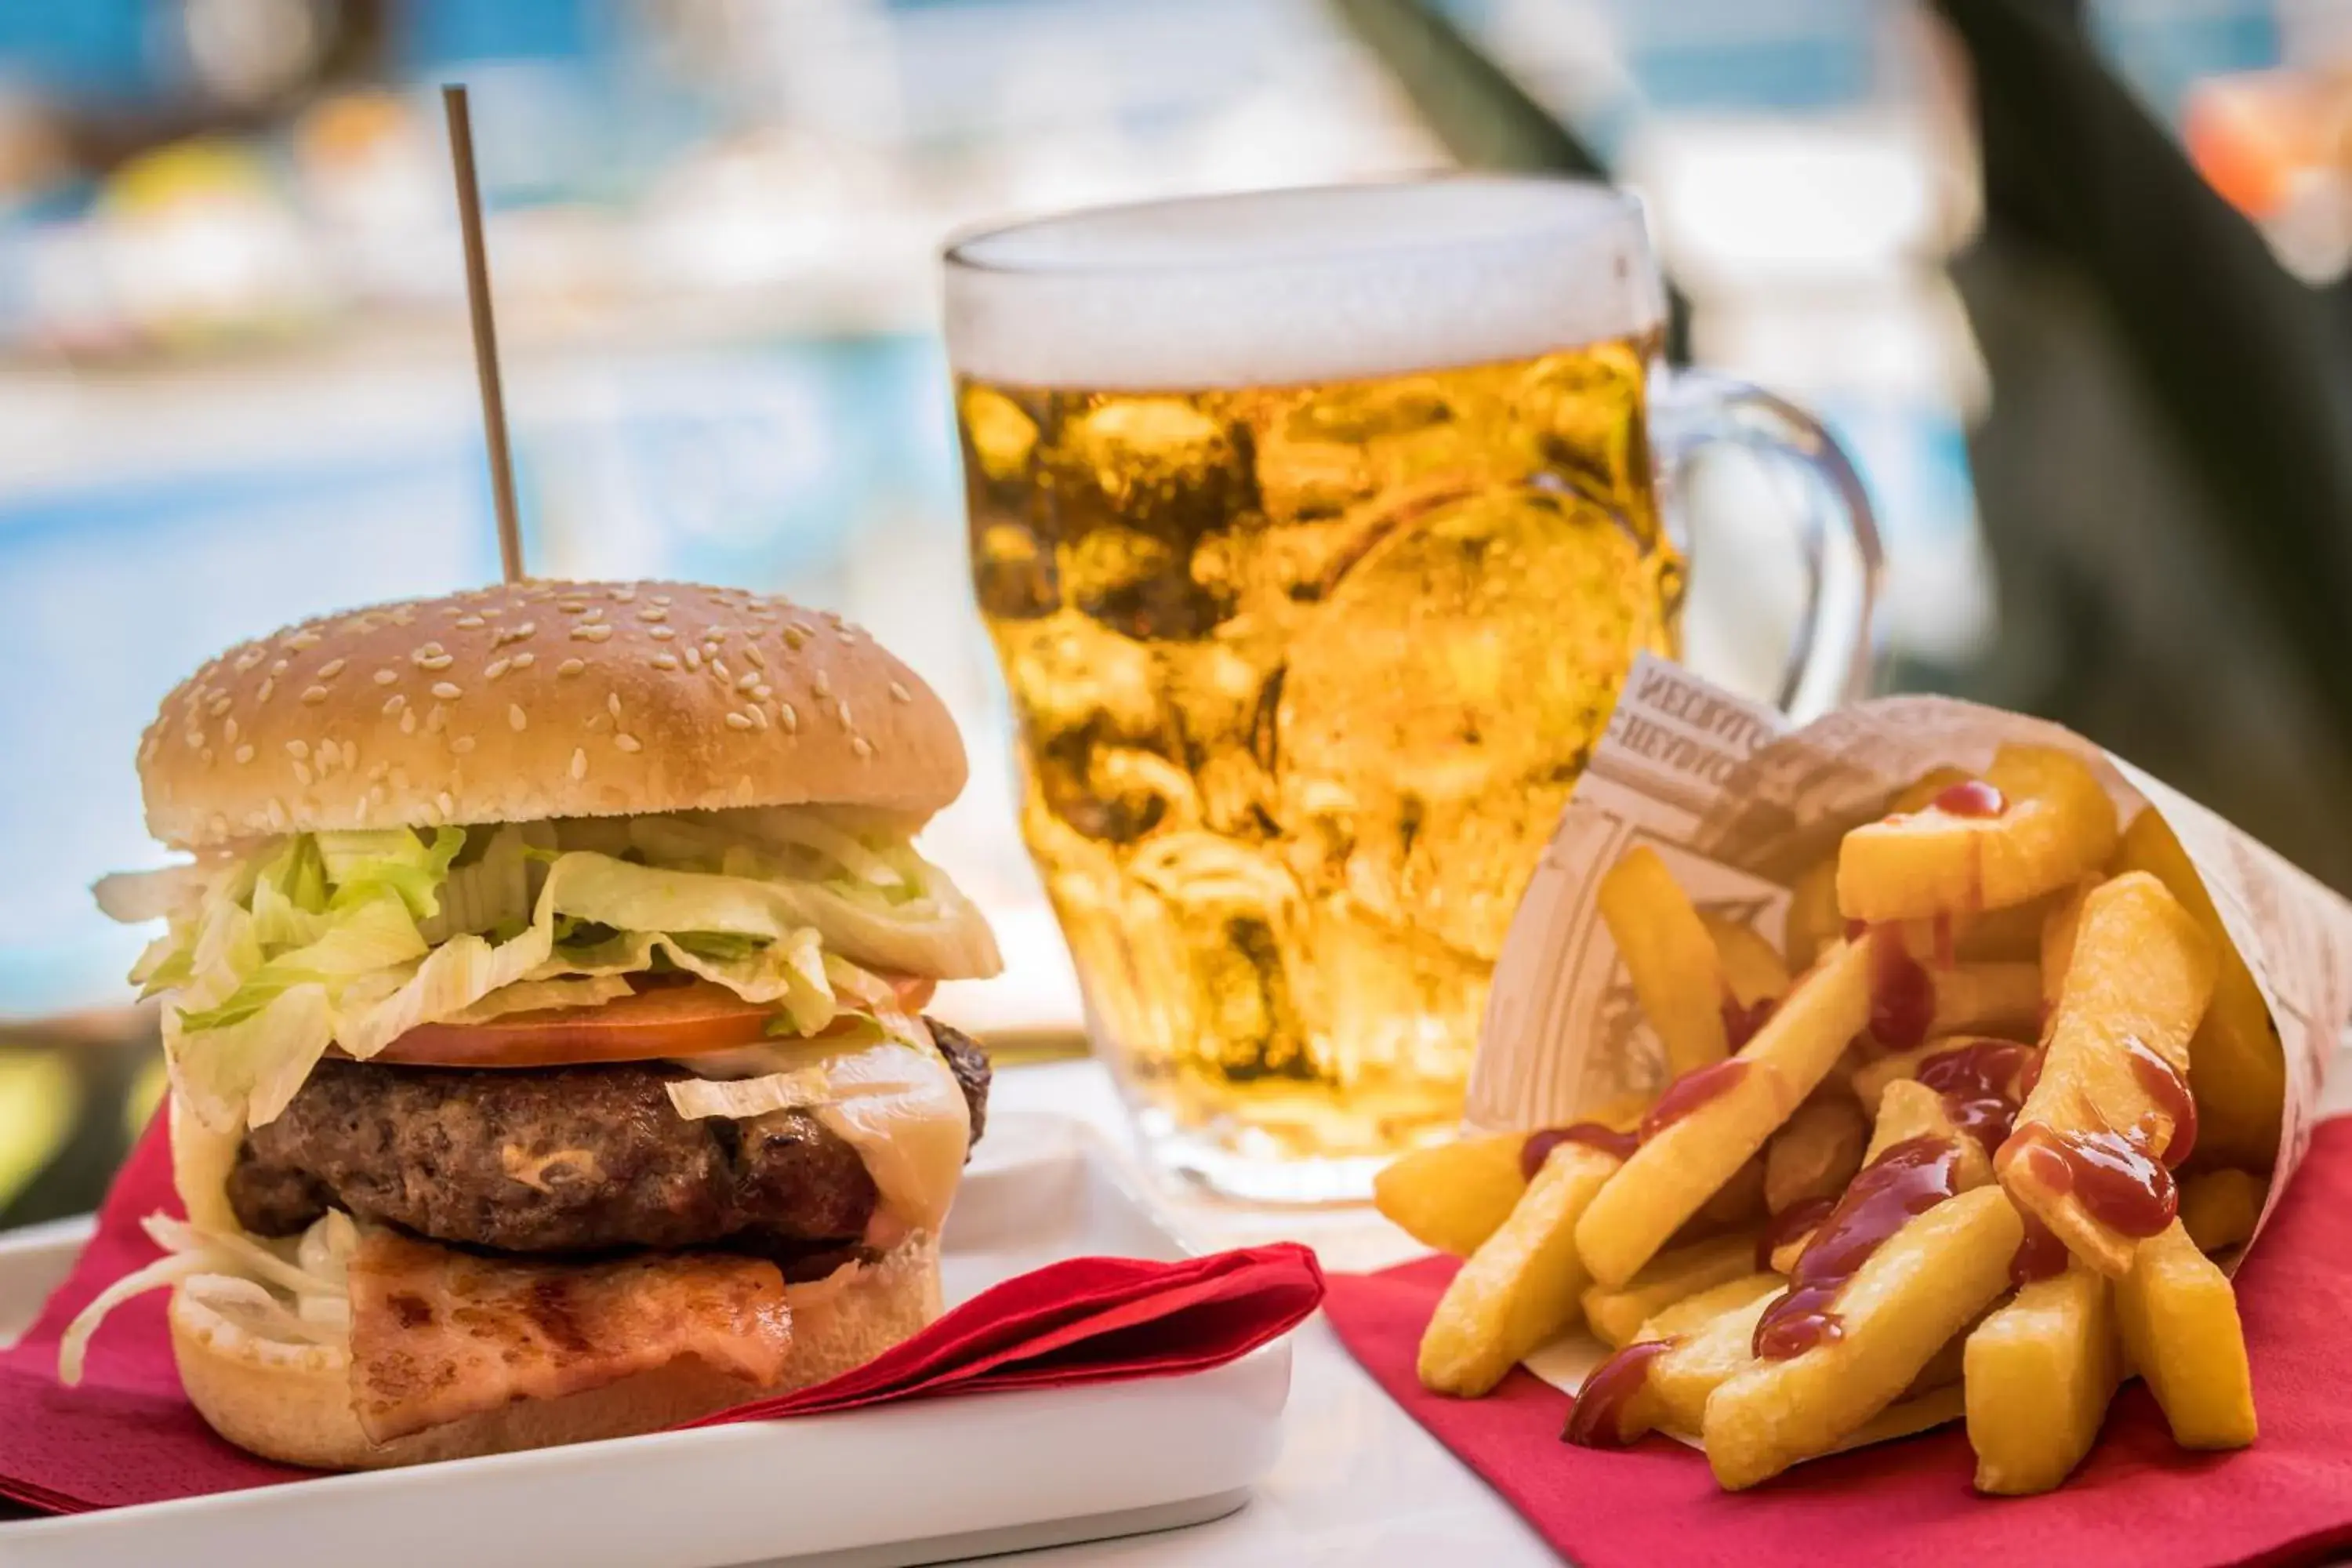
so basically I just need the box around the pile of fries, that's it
[1378,746,2275,1494]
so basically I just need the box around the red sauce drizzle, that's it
[1751,1137,1965,1359]
[1933,780,2009,818]
[2123,1036,2198,1168]
[1756,1194,1835,1269]
[1867,926,1936,1052]
[1844,916,1868,941]
[1521,1123,1639,1177]
[2018,1046,2046,1102]
[1562,1338,1674,1449]
[2009,1207,2071,1286]
[1639,1059,1751,1143]
[1720,993,1776,1052]
[2001,1124,2177,1238]
[1916,1040,2037,1152]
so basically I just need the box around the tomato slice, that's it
[370,975,938,1069]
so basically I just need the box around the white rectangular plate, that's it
[0,1112,1294,1568]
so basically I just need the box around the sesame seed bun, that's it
[138,581,967,851]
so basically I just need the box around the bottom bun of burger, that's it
[169,1231,942,1471]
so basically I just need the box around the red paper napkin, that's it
[1325,1116,2352,1568]
[0,1112,1323,1515]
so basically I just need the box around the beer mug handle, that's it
[1650,372,1885,720]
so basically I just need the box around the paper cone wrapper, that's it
[1473,655,2352,1254]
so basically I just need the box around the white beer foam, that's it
[944,178,1667,390]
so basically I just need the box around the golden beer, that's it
[946,178,1876,1201]
[957,336,1682,1181]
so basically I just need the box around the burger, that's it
[62,580,1004,1469]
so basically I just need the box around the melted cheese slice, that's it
[666,1033,971,1234]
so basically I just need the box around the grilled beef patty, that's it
[227,1018,991,1257]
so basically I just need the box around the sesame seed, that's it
[742,644,767,670]
[234,744,255,764]
[583,605,605,622]
[426,705,448,735]
[559,599,588,614]
[649,626,677,641]
[889,681,913,704]
[509,704,528,731]
[570,748,587,780]
[417,654,453,671]
[851,736,875,760]
[639,607,668,623]
[812,670,833,699]
[207,694,233,717]
[285,740,310,760]
[512,652,536,670]
[558,658,586,677]
[789,620,816,641]
[258,677,276,702]
[412,643,448,666]
[652,594,673,606]
[270,658,289,676]
[753,683,772,700]
[724,712,753,731]
[451,735,477,755]
[684,648,702,672]
[383,694,405,715]
[437,791,456,816]
[586,711,610,734]
[223,717,238,742]
[782,626,808,650]
[612,587,636,603]
[353,799,370,824]
[615,733,643,753]
[184,729,204,750]
[288,630,321,650]
[400,709,418,735]
[837,699,852,727]
[267,799,288,830]
[373,668,398,686]
[485,658,511,680]
[779,702,799,733]
[293,761,314,786]
[651,653,679,671]
[431,681,463,700]
[316,658,346,679]
[455,615,485,630]
[572,624,613,643]
[301,685,330,704]
[607,693,623,719]
[735,670,760,693]
[747,706,769,731]
[234,649,264,672]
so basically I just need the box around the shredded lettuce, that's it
[100,809,1000,1134]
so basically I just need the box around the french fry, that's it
[1784,855,1843,971]
[1633,1272,1784,1345]
[1882,886,2068,966]
[2178,1168,2264,1254]
[1702,1186,2025,1490]
[1997,873,2218,1276]
[1831,1385,1966,1452]
[2114,1220,2257,1449]
[1374,1133,1529,1258]
[1849,1035,2025,1115]
[2040,877,2096,1007]
[1764,1098,1867,1214]
[1576,939,1875,1288]
[1922,963,2044,1042]
[2114,810,2285,1170]
[1583,1232,1764,1349]
[1839,745,2120,924]
[1964,1261,2121,1494]
[1703,914,1792,1011]
[1886,764,1975,816]
[1864,1080,1991,1183]
[1599,847,1730,1076]
[1696,1156,1768,1231]
[1648,1291,1777,1438]
[1418,1142,1621,1396]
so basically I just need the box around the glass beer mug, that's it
[944,178,1879,1202]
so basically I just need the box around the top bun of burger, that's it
[138,580,967,851]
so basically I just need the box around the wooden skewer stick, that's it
[441,84,524,584]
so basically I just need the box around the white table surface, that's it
[978,1062,1558,1567]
